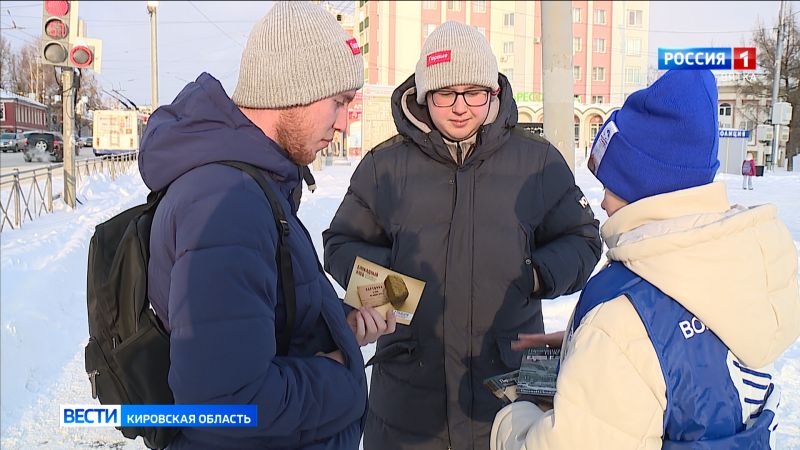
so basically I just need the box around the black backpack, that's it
[85,161,297,449]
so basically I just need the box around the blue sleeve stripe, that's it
[749,411,762,420]
[742,379,770,390]
[744,397,765,405]
[733,360,773,379]
[770,423,779,432]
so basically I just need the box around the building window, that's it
[424,23,437,38]
[628,9,643,27]
[594,9,607,25]
[574,122,581,141]
[447,1,461,11]
[573,37,582,53]
[472,1,486,13]
[476,26,486,36]
[592,67,606,81]
[423,0,437,9]
[626,38,642,56]
[504,13,515,27]
[364,16,369,29]
[504,69,514,83]
[572,7,582,23]
[359,0,367,7]
[359,21,364,32]
[625,66,642,84]
[503,41,514,54]
[363,43,370,54]
[719,103,732,116]
[592,95,604,104]
[593,38,606,53]
[573,66,581,80]
[591,122,602,140]
[0,103,5,121]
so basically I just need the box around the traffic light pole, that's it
[62,68,76,208]
[770,0,785,170]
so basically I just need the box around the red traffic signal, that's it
[70,45,93,68]
[44,0,70,16]
[44,18,68,39]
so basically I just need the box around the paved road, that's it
[0,147,97,175]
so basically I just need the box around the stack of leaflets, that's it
[516,347,559,397]
[483,347,560,406]
[483,370,520,404]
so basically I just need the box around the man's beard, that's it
[275,108,316,166]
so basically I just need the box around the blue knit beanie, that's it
[588,70,720,203]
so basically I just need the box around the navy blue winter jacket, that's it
[139,72,366,449]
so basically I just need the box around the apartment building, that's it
[354,0,649,104]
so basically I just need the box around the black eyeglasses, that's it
[429,89,492,107]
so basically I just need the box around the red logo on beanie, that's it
[427,50,452,66]
[346,38,361,55]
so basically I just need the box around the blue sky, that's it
[1,1,795,106]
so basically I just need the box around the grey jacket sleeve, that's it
[531,145,602,299]
[323,152,393,289]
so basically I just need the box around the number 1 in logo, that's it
[733,47,756,71]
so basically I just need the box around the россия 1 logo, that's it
[658,47,756,71]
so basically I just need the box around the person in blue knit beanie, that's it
[491,70,800,450]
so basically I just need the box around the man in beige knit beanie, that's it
[138,2,395,449]
[324,20,601,450]
[233,1,364,167]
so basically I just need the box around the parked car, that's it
[23,132,65,163]
[0,132,24,153]
[78,136,93,148]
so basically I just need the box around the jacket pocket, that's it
[518,224,535,296]
[365,339,418,367]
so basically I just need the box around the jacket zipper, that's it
[446,166,458,450]
[456,143,463,166]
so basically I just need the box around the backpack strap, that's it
[217,161,296,358]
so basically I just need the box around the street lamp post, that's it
[147,1,160,110]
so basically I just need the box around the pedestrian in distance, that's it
[742,152,756,190]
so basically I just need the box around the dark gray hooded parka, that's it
[324,74,601,450]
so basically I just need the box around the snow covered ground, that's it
[1,154,798,448]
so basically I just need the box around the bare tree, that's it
[0,35,14,91]
[741,6,800,170]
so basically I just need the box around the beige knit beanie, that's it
[232,1,364,109]
[415,21,499,104]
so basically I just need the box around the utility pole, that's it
[770,0,785,170]
[541,1,575,172]
[147,1,160,109]
[62,68,76,208]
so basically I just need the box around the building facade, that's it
[354,0,649,104]
[347,0,647,154]
[716,72,790,169]
[0,90,50,134]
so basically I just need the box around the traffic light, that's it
[68,36,102,73]
[42,1,77,67]
[41,1,102,72]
